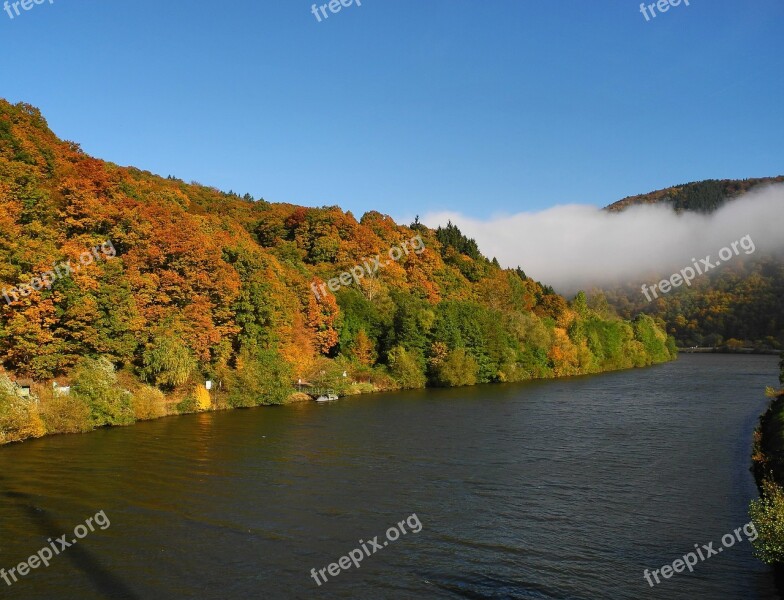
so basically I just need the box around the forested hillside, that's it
[0,100,675,444]
[600,178,784,349]
[606,176,784,213]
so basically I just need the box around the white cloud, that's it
[421,184,784,295]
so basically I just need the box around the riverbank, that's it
[0,346,677,447]
[679,347,780,355]
[749,362,784,590]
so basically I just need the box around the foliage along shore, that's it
[0,99,675,445]
[748,353,784,570]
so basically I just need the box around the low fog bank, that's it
[423,184,784,296]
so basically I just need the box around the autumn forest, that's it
[0,100,676,445]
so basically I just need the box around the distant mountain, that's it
[606,176,784,214]
[599,177,784,350]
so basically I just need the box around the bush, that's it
[195,387,212,411]
[388,346,426,389]
[431,348,478,387]
[176,395,198,414]
[0,375,46,444]
[228,349,292,407]
[39,390,92,434]
[750,478,784,564]
[71,357,135,427]
[345,382,377,395]
[131,385,167,420]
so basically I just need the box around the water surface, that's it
[0,354,779,599]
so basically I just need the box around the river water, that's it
[0,354,779,599]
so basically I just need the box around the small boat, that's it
[315,390,339,403]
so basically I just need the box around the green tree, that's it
[572,291,588,318]
[388,346,426,389]
[431,348,478,387]
[227,349,292,407]
[749,479,784,564]
[388,291,431,356]
[140,334,196,390]
[71,357,135,427]
[336,289,386,356]
[435,221,481,260]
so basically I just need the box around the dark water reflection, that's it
[0,354,779,599]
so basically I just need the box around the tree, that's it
[750,479,784,564]
[0,374,45,443]
[435,221,481,260]
[350,329,376,366]
[431,348,478,387]
[0,98,679,443]
[70,357,135,427]
[572,291,588,318]
[227,349,292,407]
[388,346,426,389]
[140,334,196,390]
[306,290,340,355]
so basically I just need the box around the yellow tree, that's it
[351,329,376,366]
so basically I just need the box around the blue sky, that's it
[1,0,782,220]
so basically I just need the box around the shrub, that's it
[39,390,92,434]
[131,385,167,420]
[431,348,478,387]
[0,375,46,444]
[388,346,426,389]
[750,478,784,564]
[176,395,198,414]
[228,349,292,407]
[71,357,135,427]
[195,386,212,411]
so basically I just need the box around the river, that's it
[0,354,779,599]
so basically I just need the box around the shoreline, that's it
[1,355,677,448]
[678,347,779,355]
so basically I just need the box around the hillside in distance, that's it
[599,177,784,349]
[606,176,784,214]
[0,99,675,444]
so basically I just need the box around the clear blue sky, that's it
[1,0,782,218]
